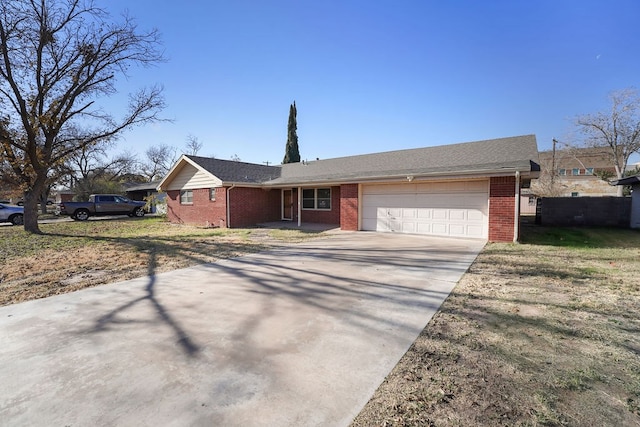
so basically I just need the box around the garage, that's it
[361,180,489,239]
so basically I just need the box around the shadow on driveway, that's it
[0,232,485,426]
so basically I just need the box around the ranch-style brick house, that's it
[157,135,540,242]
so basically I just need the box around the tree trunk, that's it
[23,177,46,233]
[615,167,624,197]
[40,193,48,215]
[22,191,41,233]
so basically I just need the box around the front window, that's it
[586,168,594,175]
[558,169,566,176]
[573,168,580,176]
[209,188,216,201]
[180,190,193,204]
[302,188,331,210]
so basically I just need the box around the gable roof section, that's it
[185,156,281,183]
[267,134,539,185]
[158,155,282,191]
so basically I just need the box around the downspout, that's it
[514,171,521,242]
[297,186,302,227]
[226,184,236,228]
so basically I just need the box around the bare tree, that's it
[530,155,565,197]
[59,143,140,199]
[184,134,202,156]
[576,88,640,196]
[0,0,165,232]
[141,143,177,181]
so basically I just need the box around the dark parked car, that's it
[56,194,146,221]
[16,199,54,206]
[0,203,24,226]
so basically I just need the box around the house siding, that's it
[340,184,358,231]
[488,176,516,242]
[166,188,228,227]
[301,186,341,224]
[228,187,280,227]
[166,164,220,191]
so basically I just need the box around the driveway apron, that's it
[0,232,485,426]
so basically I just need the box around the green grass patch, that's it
[521,226,640,249]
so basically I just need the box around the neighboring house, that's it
[532,147,618,197]
[611,175,640,228]
[520,188,538,215]
[55,190,75,204]
[158,135,540,242]
[124,180,166,214]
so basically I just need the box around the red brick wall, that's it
[301,186,341,224]
[228,187,280,227]
[340,184,358,231]
[166,188,228,227]
[489,176,516,242]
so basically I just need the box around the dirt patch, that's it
[351,227,640,426]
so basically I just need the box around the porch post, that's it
[297,186,302,227]
[514,171,521,242]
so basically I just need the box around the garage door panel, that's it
[401,209,416,219]
[468,210,484,221]
[450,209,465,220]
[466,225,484,237]
[401,222,416,233]
[417,209,431,219]
[416,223,432,234]
[362,181,488,239]
[449,224,466,236]
[432,223,448,234]
[432,209,448,220]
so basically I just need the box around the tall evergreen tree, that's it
[283,101,300,163]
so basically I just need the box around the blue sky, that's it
[103,0,640,165]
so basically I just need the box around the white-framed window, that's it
[180,190,193,204]
[209,188,216,201]
[559,169,566,176]
[572,168,580,176]
[302,188,331,210]
[586,168,594,175]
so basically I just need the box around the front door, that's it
[282,190,292,220]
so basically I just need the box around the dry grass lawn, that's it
[352,225,640,426]
[0,217,322,306]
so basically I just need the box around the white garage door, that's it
[362,180,489,239]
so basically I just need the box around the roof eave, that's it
[220,181,266,188]
[610,175,640,186]
[264,165,540,187]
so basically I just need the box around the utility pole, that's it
[551,138,557,186]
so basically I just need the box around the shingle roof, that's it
[538,147,615,170]
[185,156,281,183]
[165,135,539,187]
[268,134,539,185]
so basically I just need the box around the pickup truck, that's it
[56,194,146,221]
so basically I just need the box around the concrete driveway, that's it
[0,232,485,426]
